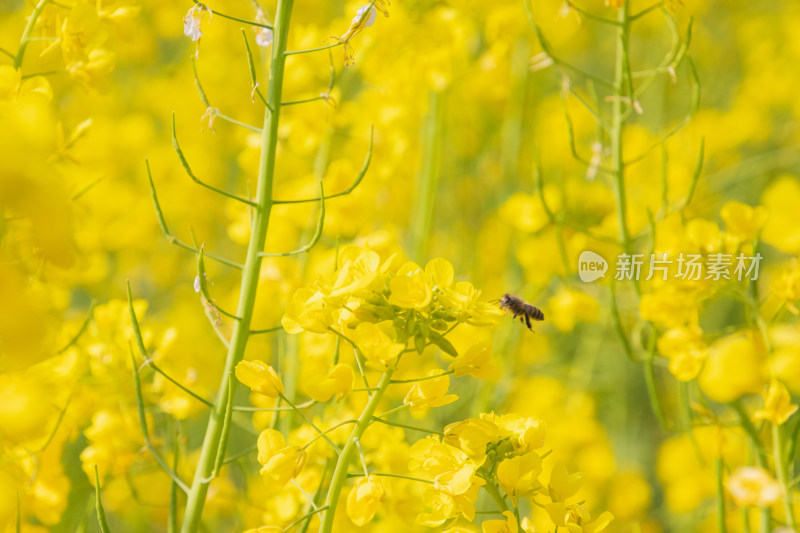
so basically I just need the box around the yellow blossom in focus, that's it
[547,460,583,502]
[726,467,781,507]
[496,452,543,499]
[282,288,333,334]
[449,342,500,380]
[256,429,306,487]
[235,360,284,398]
[546,502,614,533]
[389,262,433,310]
[481,412,545,452]
[417,488,458,526]
[438,281,502,326]
[306,364,354,402]
[352,321,405,369]
[753,379,798,425]
[444,417,503,463]
[328,245,382,298]
[346,476,385,526]
[426,257,455,288]
[404,371,459,412]
[481,511,518,533]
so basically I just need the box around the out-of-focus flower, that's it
[657,326,708,381]
[547,287,598,332]
[753,379,798,425]
[449,342,500,380]
[235,360,284,398]
[698,332,765,402]
[253,8,273,47]
[346,476,385,526]
[720,200,767,243]
[726,467,781,507]
[306,364,353,402]
[256,429,306,486]
[481,511,518,533]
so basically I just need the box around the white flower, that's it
[183,4,211,42]
[352,5,377,28]
[253,8,273,47]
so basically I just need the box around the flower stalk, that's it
[178,0,294,530]
[319,368,396,532]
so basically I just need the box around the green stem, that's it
[731,401,771,532]
[409,90,443,261]
[610,2,632,256]
[319,369,395,533]
[716,455,727,533]
[14,0,50,70]
[483,481,509,512]
[773,423,796,530]
[178,1,294,530]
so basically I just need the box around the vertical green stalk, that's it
[409,91,443,261]
[773,424,796,530]
[178,1,294,531]
[610,2,632,255]
[14,0,50,70]
[716,455,727,533]
[319,369,395,533]
[732,401,771,533]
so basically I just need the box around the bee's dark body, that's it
[498,294,544,330]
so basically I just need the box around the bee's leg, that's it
[525,314,532,330]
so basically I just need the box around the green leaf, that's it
[429,332,457,357]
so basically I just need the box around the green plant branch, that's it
[773,424,796,530]
[14,0,51,70]
[172,114,256,206]
[259,182,325,257]
[56,300,95,354]
[346,472,436,484]
[191,0,273,29]
[370,416,443,436]
[145,159,243,269]
[285,42,341,56]
[94,466,111,533]
[179,2,294,527]
[389,370,453,384]
[319,369,395,532]
[128,340,191,494]
[241,30,269,107]
[409,90,443,261]
[272,127,373,204]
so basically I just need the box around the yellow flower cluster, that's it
[411,412,613,533]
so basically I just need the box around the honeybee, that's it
[498,294,544,331]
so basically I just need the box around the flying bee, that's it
[498,294,544,331]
